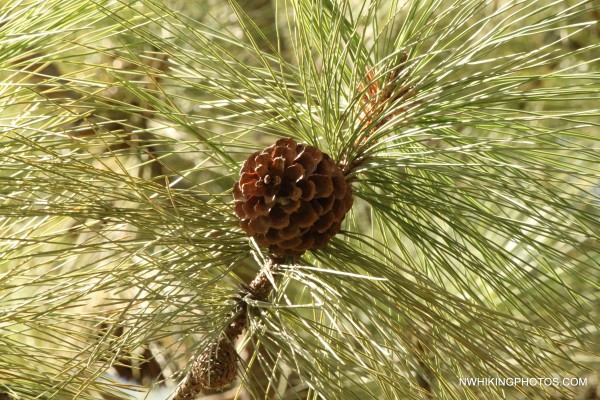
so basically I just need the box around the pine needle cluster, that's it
[0,0,598,399]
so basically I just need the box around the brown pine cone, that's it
[233,137,353,257]
[195,338,237,390]
[174,338,237,399]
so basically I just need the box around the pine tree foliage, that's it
[0,0,599,399]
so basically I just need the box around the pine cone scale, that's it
[298,180,315,200]
[309,174,334,198]
[283,164,304,181]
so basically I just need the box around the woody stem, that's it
[173,256,283,399]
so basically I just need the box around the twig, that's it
[343,52,417,177]
[172,256,283,400]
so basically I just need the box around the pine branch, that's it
[173,256,283,399]
[1,0,598,399]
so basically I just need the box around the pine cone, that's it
[175,338,238,399]
[233,137,353,257]
[195,338,237,390]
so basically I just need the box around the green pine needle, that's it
[1,0,598,399]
